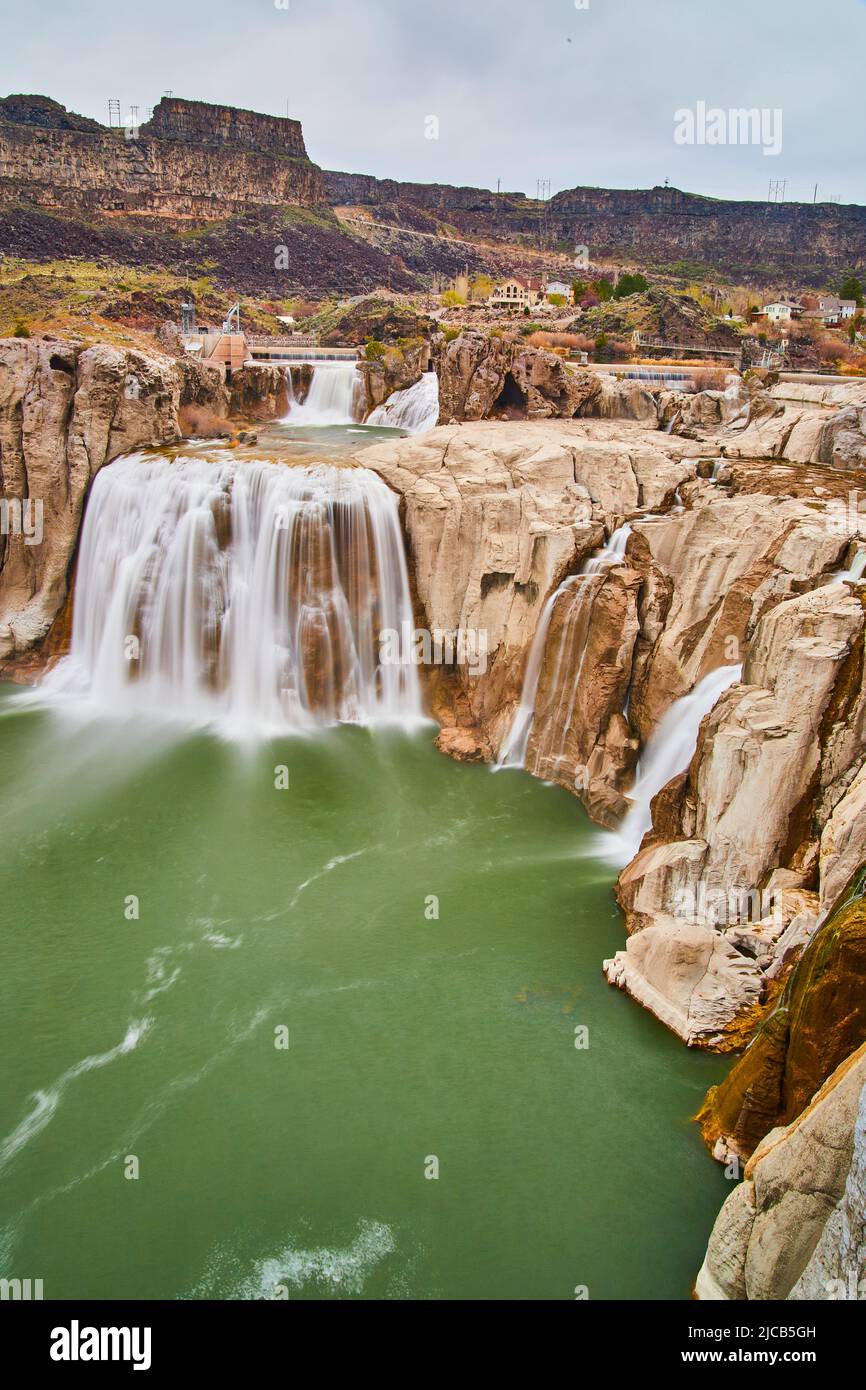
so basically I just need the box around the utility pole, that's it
[108,99,121,128]
[813,183,818,204]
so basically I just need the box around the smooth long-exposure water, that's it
[0,687,728,1300]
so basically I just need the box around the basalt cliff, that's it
[2,94,864,290]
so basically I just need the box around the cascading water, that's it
[497,524,634,769]
[522,575,605,779]
[583,523,632,575]
[283,363,363,426]
[496,577,582,769]
[837,548,866,583]
[602,665,742,865]
[39,451,422,734]
[366,373,440,435]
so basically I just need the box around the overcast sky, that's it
[2,0,864,204]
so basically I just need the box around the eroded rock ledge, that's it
[696,1040,866,1301]
[353,399,866,1059]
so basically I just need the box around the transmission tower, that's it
[108,99,121,128]
[768,179,786,203]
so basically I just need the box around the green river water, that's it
[0,686,729,1300]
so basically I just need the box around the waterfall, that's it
[366,373,440,434]
[523,575,605,779]
[40,452,422,734]
[496,577,582,769]
[498,527,633,769]
[583,523,632,575]
[602,665,742,865]
[837,548,866,583]
[283,363,362,426]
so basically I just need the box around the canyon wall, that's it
[0,95,322,218]
[326,171,866,284]
[2,95,863,286]
[696,1042,866,1301]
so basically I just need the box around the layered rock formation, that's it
[697,882,866,1162]
[696,1042,866,1301]
[606,580,865,1047]
[523,566,642,824]
[0,95,322,217]
[432,330,614,424]
[353,418,699,822]
[352,374,866,1046]
[0,337,277,668]
[325,172,866,285]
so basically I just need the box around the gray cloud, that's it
[0,0,863,203]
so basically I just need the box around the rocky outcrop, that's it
[357,338,431,417]
[355,419,698,823]
[605,582,866,1047]
[227,364,290,422]
[0,337,227,666]
[141,97,308,158]
[627,484,847,738]
[523,567,641,825]
[0,95,323,219]
[697,879,866,1161]
[696,1042,866,1300]
[325,172,866,286]
[432,330,646,424]
[691,378,866,469]
[355,421,599,732]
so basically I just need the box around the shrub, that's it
[527,330,594,352]
[441,290,466,307]
[612,272,649,300]
[592,278,614,302]
[12,318,30,338]
[547,293,567,307]
[593,332,611,362]
[442,325,461,342]
[364,338,387,361]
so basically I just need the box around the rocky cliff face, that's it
[607,583,864,1046]
[0,337,284,670]
[544,185,866,285]
[696,1042,866,1300]
[351,374,866,1041]
[325,171,866,285]
[0,96,322,218]
[353,418,701,824]
[432,330,659,425]
[697,881,866,1163]
[142,97,307,158]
